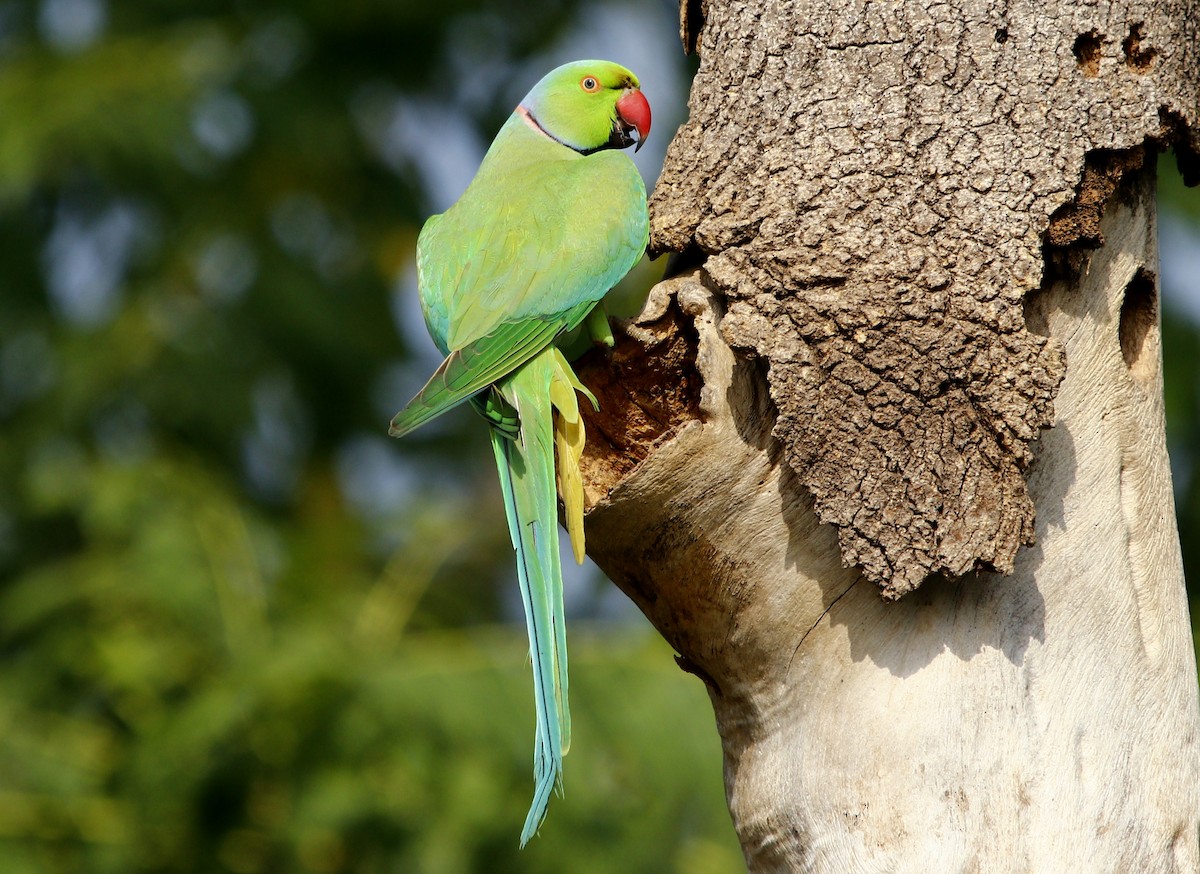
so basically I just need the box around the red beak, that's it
[615,88,651,152]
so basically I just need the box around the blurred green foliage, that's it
[1159,154,1200,666]
[0,0,740,871]
[0,450,734,872]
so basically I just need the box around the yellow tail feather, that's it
[548,349,596,565]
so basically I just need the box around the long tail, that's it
[491,349,573,847]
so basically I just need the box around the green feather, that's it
[489,350,572,846]
[388,301,594,439]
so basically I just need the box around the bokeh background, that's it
[0,1,1196,872]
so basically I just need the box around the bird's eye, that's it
[580,76,599,92]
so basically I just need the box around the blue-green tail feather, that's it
[489,351,571,847]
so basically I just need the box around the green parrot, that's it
[388,60,651,845]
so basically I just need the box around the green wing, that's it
[388,299,593,438]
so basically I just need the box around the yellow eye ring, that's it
[580,76,600,92]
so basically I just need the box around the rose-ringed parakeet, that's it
[388,60,650,845]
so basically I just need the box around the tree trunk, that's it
[576,1,1200,870]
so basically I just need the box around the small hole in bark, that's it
[1022,284,1051,337]
[662,243,707,280]
[994,28,1008,43]
[1161,107,1200,187]
[1072,31,1103,77]
[1119,267,1157,371]
[1122,22,1157,72]
[680,0,705,55]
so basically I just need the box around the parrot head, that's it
[518,60,652,154]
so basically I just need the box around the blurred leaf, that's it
[0,25,234,204]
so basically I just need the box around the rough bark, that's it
[647,0,1199,597]
[575,0,1200,869]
